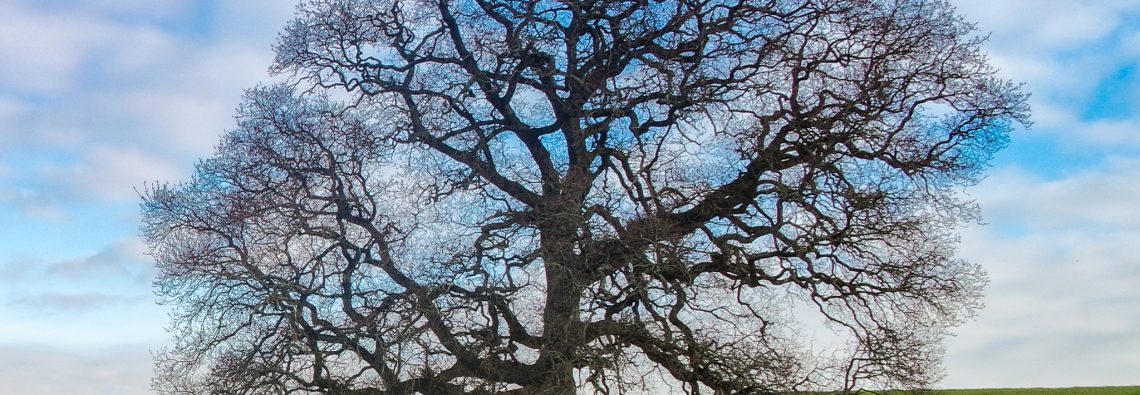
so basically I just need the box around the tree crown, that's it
[144,0,1027,393]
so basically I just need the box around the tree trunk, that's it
[525,364,576,395]
[537,212,584,395]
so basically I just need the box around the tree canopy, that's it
[142,0,1027,393]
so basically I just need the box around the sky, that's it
[0,0,1136,393]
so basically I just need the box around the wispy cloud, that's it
[46,238,152,284]
[942,123,1140,388]
[976,161,1140,230]
[37,145,182,202]
[0,238,155,323]
[0,0,290,223]
[935,0,1140,388]
[956,0,1140,150]
[0,344,153,395]
[9,292,147,312]
[0,238,169,351]
[955,0,1135,53]
[0,0,295,370]
[946,220,1140,387]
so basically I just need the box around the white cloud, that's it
[953,0,1139,53]
[9,292,146,312]
[0,0,293,214]
[0,238,166,348]
[0,2,278,394]
[0,1,124,94]
[974,160,1140,230]
[0,344,153,395]
[953,0,1140,150]
[941,163,1140,388]
[0,2,295,375]
[0,94,28,126]
[1075,120,1140,148]
[57,146,182,201]
[107,41,285,156]
[0,144,182,214]
[0,237,152,286]
[47,238,152,284]
[213,1,298,43]
[56,0,193,21]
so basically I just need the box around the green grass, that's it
[935,387,1140,395]
[871,387,1140,395]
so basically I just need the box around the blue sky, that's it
[0,0,1137,393]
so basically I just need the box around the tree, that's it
[142,0,1026,393]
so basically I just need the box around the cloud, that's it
[0,0,293,220]
[0,94,28,126]
[43,0,194,21]
[37,145,182,202]
[953,0,1140,152]
[0,237,152,287]
[104,40,287,156]
[9,292,146,312]
[0,2,294,393]
[0,1,172,95]
[0,2,94,93]
[974,160,1140,230]
[941,163,1140,388]
[953,0,1137,53]
[0,344,153,395]
[0,258,33,283]
[933,0,1140,369]
[945,330,1140,389]
[47,238,152,283]
[0,239,167,347]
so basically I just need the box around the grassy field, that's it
[874,387,1140,395]
[937,388,1140,395]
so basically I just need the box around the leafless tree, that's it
[142,0,1026,393]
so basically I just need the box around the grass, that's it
[870,387,1140,395]
[935,388,1140,395]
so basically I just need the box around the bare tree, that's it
[142,0,1026,393]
